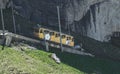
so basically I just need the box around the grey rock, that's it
[0,0,9,9]
[1,0,120,42]
[51,53,61,64]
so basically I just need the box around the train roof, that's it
[34,26,73,37]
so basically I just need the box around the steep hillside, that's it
[0,46,83,74]
[1,45,120,74]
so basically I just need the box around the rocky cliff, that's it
[65,0,120,42]
[1,0,120,42]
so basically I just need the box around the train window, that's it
[62,35,66,38]
[67,37,69,40]
[40,29,43,33]
[69,37,71,40]
[55,34,58,37]
[55,34,57,37]
[34,29,39,33]
[44,30,49,33]
[50,32,54,35]
[56,33,60,37]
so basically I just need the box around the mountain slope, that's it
[0,46,84,74]
[1,45,120,74]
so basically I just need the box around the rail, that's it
[0,30,94,57]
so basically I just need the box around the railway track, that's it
[0,30,94,57]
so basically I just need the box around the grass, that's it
[1,45,120,74]
[0,46,84,74]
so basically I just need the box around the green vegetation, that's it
[0,45,120,74]
[0,46,84,74]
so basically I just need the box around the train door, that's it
[55,33,60,43]
[66,36,71,46]
[38,28,44,39]
[70,37,74,47]
[62,35,66,45]
[50,31,55,42]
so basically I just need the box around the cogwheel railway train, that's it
[33,27,74,47]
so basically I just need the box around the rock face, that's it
[1,0,120,42]
[65,0,120,42]
[88,1,120,42]
[0,0,9,9]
